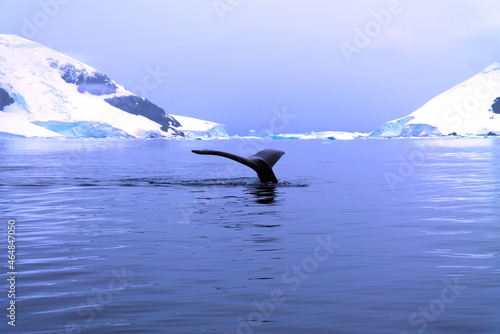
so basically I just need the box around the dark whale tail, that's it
[191,149,285,183]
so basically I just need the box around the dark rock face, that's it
[49,59,117,95]
[60,63,117,95]
[104,95,183,135]
[0,87,14,111]
[491,97,500,114]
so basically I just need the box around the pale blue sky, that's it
[2,0,500,135]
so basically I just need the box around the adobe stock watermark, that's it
[231,234,340,334]
[441,74,497,131]
[6,220,17,327]
[226,106,296,184]
[177,168,225,224]
[50,267,134,334]
[384,143,435,190]
[129,65,169,99]
[340,0,403,64]
[242,106,297,152]
[21,0,72,39]
[400,277,467,334]
[213,0,243,21]
[178,106,296,224]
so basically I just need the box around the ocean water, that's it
[1,137,499,334]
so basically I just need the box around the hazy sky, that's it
[2,0,500,135]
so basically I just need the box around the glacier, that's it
[0,34,228,138]
[32,121,133,138]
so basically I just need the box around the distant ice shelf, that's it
[246,130,368,140]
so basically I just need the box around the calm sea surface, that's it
[1,138,499,334]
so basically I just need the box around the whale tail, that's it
[191,149,285,183]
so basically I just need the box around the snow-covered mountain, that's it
[0,34,227,138]
[371,63,500,137]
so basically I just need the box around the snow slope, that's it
[171,114,229,138]
[0,34,227,138]
[0,112,62,137]
[371,63,500,137]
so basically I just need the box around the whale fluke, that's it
[191,149,285,183]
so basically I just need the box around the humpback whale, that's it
[191,149,285,183]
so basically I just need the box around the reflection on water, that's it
[245,184,278,204]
